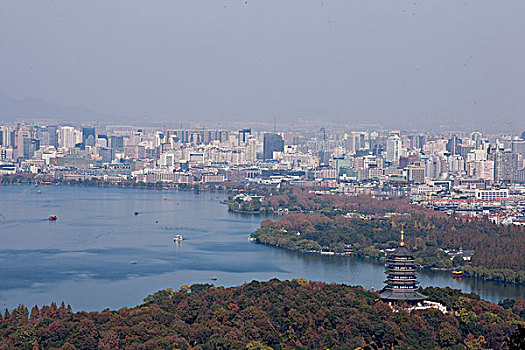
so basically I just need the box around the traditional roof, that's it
[389,245,413,258]
[379,289,427,301]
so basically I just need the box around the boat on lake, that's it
[452,270,464,277]
[173,235,183,242]
[48,215,57,221]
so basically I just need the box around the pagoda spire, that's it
[400,226,405,246]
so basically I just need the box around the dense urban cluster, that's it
[0,280,523,350]
[1,123,525,221]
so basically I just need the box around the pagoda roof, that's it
[389,245,414,258]
[379,289,427,301]
[385,280,420,285]
[386,270,419,276]
[386,260,416,266]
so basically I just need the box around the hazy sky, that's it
[1,1,524,130]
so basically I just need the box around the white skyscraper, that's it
[59,126,77,149]
[426,155,442,180]
[1,125,13,147]
[386,134,402,163]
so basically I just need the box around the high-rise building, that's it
[344,132,367,154]
[245,137,257,162]
[36,126,58,148]
[59,126,77,148]
[386,134,402,164]
[110,136,124,152]
[493,151,520,181]
[15,125,31,159]
[154,132,165,147]
[82,127,96,148]
[263,133,284,161]
[1,126,14,147]
[511,140,525,157]
[446,135,460,155]
[474,160,494,181]
[447,155,465,174]
[238,128,251,145]
[23,138,39,159]
[407,164,425,183]
[99,147,114,163]
[96,134,109,148]
[408,135,426,149]
[426,155,442,179]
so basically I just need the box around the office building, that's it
[386,134,402,164]
[82,127,96,148]
[263,133,284,161]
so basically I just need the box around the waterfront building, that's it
[379,230,427,303]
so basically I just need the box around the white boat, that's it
[173,235,183,242]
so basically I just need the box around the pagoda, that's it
[379,229,427,303]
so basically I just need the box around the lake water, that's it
[0,185,523,311]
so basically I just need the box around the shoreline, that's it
[250,237,525,286]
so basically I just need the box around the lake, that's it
[0,185,523,311]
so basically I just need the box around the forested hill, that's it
[1,280,523,349]
[254,211,525,284]
[244,188,525,284]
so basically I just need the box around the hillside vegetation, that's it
[0,280,523,349]
[245,188,525,284]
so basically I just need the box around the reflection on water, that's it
[0,185,523,311]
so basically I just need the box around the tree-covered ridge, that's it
[0,280,523,350]
[229,187,437,217]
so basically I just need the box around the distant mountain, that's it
[0,91,128,123]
